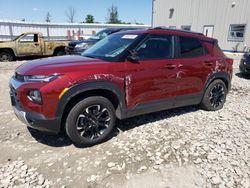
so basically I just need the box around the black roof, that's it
[151,26,204,36]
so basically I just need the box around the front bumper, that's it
[239,59,250,74]
[65,46,84,55]
[9,77,61,134]
[13,106,60,134]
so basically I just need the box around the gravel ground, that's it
[0,55,249,188]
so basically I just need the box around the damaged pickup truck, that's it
[0,32,68,62]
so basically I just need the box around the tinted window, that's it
[179,37,206,58]
[19,34,38,43]
[83,33,139,61]
[135,35,173,60]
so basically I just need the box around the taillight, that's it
[225,58,233,65]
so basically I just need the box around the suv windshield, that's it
[83,33,140,61]
[89,29,114,40]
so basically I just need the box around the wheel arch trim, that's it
[55,81,126,120]
[204,71,231,91]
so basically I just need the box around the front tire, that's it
[200,80,228,111]
[65,96,116,147]
[0,50,14,62]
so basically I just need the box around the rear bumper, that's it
[13,106,60,134]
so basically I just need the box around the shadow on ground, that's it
[28,127,72,147]
[28,105,198,148]
[235,72,250,80]
[116,105,198,132]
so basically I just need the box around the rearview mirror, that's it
[127,50,139,63]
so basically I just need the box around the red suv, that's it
[10,28,233,147]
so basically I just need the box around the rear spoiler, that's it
[201,39,218,44]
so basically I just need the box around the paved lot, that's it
[0,56,249,188]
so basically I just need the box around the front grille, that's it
[15,72,24,82]
[10,86,21,107]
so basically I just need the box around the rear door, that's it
[174,36,214,102]
[17,34,42,56]
[125,34,178,109]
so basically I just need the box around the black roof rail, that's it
[150,26,204,36]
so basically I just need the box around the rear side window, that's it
[179,36,207,58]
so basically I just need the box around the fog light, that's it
[27,90,42,104]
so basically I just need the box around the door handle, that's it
[204,60,214,66]
[164,64,176,69]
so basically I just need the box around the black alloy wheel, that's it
[76,105,111,140]
[209,83,226,108]
[66,96,116,147]
[200,79,228,111]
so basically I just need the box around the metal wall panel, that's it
[153,0,250,51]
[0,20,150,41]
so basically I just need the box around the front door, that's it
[203,26,214,37]
[17,34,42,56]
[125,34,178,109]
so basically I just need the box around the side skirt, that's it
[120,92,203,119]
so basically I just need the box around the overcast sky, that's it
[0,0,152,24]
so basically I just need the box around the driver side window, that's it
[19,34,38,43]
[135,34,173,60]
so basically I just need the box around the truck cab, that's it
[14,32,43,56]
[0,32,68,61]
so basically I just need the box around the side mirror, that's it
[127,50,139,63]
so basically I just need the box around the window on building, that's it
[181,25,191,31]
[228,24,246,41]
[179,36,207,58]
[135,35,173,60]
[168,26,176,29]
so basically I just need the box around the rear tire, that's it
[65,96,116,147]
[200,80,228,111]
[0,50,14,62]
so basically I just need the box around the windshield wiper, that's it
[83,55,96,59]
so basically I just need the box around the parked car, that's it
[239,52,250,74]
[0,32,68,62]
[10,28,233,147]
[65,27,142,55]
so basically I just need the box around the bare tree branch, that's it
[65,7,76,23]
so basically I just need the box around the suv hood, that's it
[16,55,110,76]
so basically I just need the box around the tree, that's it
[85,14,94,23]
[45,12,52,22]
[106,4,121,24]
[66,7,76,23]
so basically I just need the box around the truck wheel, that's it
[0,50,14,62]
[200,80,228,111]
[55,49,65,56]
[65,96,116,147]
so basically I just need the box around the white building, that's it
[0,20,149,41]
[152,0,250,51]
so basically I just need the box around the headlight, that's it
[27,90,42,104]
[75,43,88,49]
[24,75,59,83]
